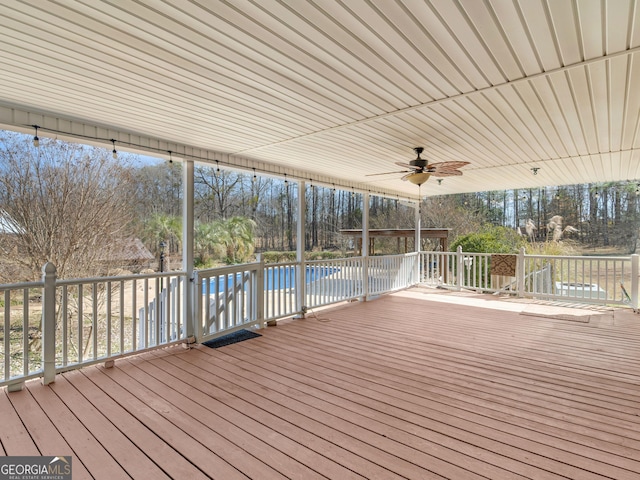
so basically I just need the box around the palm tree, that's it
[222,216,256,264]
[194,221,224,266]
[143,213,181,254]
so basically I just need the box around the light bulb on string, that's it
[168,151,173,164]
[32,125,40,147]
[215,160,220,173]
[252,168,257,182]
[111,139,117,159]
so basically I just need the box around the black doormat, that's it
[202,329,262,349]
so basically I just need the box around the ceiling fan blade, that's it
[395,161,419,169]
[428,161,470,170]
[428,161,470,177]
[431,169,463,177]
[365,170,410,177]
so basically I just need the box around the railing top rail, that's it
[370,252,418,259]
[196,262,260,277]
[524,254,631,261]
[263,261,297,267]
[56,270,188,286]
[305,256,363,265]
[0,280,44,290]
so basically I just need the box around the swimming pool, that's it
[205,265,340,292]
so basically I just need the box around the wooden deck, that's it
[2,287,640,479]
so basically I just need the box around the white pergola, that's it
[0,0,639,201]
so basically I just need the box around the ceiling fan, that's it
[367,147,470,186]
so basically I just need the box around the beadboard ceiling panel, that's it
[0,0,639,199]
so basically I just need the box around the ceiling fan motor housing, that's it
[410,147,428,169]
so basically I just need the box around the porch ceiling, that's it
[1,1,640,199]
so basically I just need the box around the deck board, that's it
[49,374,170,479]
[2,288,640,479]
[0,389,39,456]
[63,369,208,480]
[129,355,371,480]
[25,380,130,479]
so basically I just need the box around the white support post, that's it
[41,262,57,385]
[256,254,265,327]
[182,158,196,341]
[296,180,306,317]
[456,246,463,291]
[192,271,203,340]
[414,200,421,284]
[517,246,526,298]
[631,254,639,311]
[362,192,370,300]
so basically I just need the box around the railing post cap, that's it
[42,262,56,274]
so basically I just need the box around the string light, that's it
[20,124,409,203]
[32,125,40,147]
[252,168,257,182]
[284,173,288,184]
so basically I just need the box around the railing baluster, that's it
[77,284,84,363]
[91,283,98,359]
[3,290,10,381]
[106,281,112,357]
[119,280,125,354]
[22,288,29,376]
[131,278,137,352]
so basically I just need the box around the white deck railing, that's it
[3,249,638,389]
[420,247,639,306]
[263,261,298,320]
[305,257,364,308]
[1,264,188,390]
[194,261,263,342]
[368,253,418,296]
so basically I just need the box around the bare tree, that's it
[0,132,136,280]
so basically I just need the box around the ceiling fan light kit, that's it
[367,146,469,188]
[407,172,431,185]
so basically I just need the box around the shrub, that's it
[451,226,525,254]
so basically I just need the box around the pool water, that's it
[205,265,339,293]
